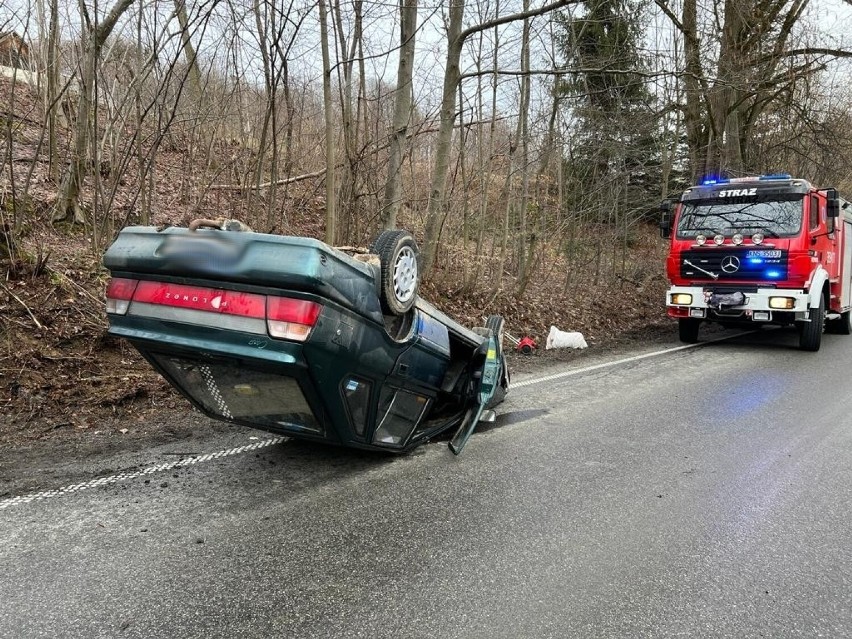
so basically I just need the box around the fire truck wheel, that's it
[678,318,700,344]
[799,296,825,351]
[826,310,852,335]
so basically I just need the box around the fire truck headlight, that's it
[713,234,725,245]
[732,233,744,245]
[671,293,693,305]
[769,297,795,309]
[752,233,764,245]
[695,234,707,246]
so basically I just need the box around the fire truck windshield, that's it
[676,195,804,239]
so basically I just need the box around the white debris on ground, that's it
[545,326,588,350]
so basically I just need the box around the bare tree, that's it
[174,0,202,95]
[655,0,852,178]
[319,0,336,244]
[40,0,60,182]
[381,0,417,230]
[421,0,578,275]
[53,0,134,224]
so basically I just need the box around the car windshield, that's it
[676,195,804,239]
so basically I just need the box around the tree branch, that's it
[460,67,678,81]
[779,46,852,59]
[459,0,581,43]
[751,46,852,67]
[210,168,326,191]
[653,0,685,34]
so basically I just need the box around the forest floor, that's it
[0,75,675,467]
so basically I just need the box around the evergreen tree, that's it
[555,0,665,219]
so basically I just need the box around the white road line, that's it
[0,436,286,511]
[512,334,736,389]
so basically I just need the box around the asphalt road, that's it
[2,327,852,638]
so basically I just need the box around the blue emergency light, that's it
[700,173,791,186]
[700,174,729,186]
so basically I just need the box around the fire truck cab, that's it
[660,174,852,351]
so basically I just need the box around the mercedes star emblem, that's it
[721,255,741,273]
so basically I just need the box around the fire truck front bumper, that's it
[666,286,811,324]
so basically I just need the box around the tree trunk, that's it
[514,1,532,293]
[251,0,274,219]
[657,0,832,179]
[680,0,706,181]
[318,0,337,244]
[421,0,464,274]
[46,0,60,182]
[421,0,575,275]
[54,0,135,224]
[174,0,202,96]
[706,0,747,175]
[381,0,417,230]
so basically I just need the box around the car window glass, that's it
[342,377,371,437]
[373,388,428,445]
[155,355,322,434]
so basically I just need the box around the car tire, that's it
[799,296,825,351]
[373,230,419,315]
[678,318,700,344]
[368,231,392,255]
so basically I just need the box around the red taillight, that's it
[108,278,322,342]
[105,277,139,315]
[267,298,322,324]
[132,281,267,318]
[267,297,322,341]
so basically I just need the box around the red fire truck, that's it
[660,174,852,351]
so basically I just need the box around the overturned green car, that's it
[103,222,509,454]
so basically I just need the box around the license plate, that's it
[746,249,781,258]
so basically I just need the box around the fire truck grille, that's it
[680,249,788,281]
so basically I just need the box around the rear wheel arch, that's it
[807,268,830,308]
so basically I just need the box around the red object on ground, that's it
[516,336,537,354]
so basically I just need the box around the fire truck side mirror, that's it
[659,200,672,238]
[827,188,840,218]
